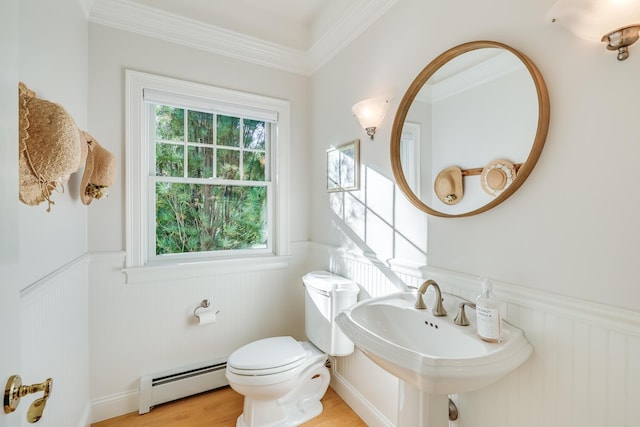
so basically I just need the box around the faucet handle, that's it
[454,302,476,326]
[433,297,447,317]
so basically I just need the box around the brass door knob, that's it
[3,375,52,423]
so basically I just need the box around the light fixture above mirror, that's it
[352,97,390,140]
[547,0,640,60]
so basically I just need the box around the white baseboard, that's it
[92,365,390,426]
[79,402,92,427]
[90,389,138,423]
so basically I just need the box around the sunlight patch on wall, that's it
[329,164,427,267]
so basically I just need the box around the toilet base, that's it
[234,362,330,427]
[236,399,323,427]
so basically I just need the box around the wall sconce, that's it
[352,97,390,140]
[548,0,640,60]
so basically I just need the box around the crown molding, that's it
[88,0,398,76]
[415,51,526,104]
[431,51,525,102]
[308,0,400,73]
[78,0,95,19]
[89,0,309,74]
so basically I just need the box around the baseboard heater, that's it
[139,358,229,414]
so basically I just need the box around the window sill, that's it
[122,255,290,284]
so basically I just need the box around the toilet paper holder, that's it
[193,299,220,319]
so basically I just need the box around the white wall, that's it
[13,0,640,425]
[18,0,89,288]
[12,1,92,426]
[87,23,311,252]
[309,0,640,425]
[86,23,314,421]
[310,0,640,315]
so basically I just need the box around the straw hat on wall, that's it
[18,82,116,210]
[80,131,116,205]
[19,82,83,211]
[480,159,517,197]
[434,166,464,205]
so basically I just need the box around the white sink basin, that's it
[336,291,533,395]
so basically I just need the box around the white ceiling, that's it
[88,0,399,74]
[124,0,342,50]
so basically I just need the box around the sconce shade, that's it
[548,0,640,60]
[352,97,390,139]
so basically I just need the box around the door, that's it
[1,1,22,425]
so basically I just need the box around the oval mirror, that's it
[390,41,550,217]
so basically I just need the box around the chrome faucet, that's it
[414,279,447,316]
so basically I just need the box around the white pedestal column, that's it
[397,381,449,426]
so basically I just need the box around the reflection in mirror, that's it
[400,122,421,196]
[391,41,550,217]
[405,49,537,213]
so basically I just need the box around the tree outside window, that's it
[152,104,269,256]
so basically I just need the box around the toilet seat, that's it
[225,271,357,427]
[227,336,307,376]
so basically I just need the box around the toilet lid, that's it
[227,336,307,375]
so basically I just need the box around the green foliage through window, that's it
[155,183,267,254]
[152,103,269,256]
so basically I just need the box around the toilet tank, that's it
[303,271,359,356]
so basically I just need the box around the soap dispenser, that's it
[475,277,502,343]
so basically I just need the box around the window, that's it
[125,71,290,268]
[400,122,421,196]
[150,102,270,258]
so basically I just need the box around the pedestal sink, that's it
[336,291,533,426]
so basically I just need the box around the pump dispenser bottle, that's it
[475,277,503,343]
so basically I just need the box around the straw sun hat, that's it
[19,82,82,211]
[434,166,463,205]
[18,82,115,211]
[480,159,517,197]
[80,131,116,205]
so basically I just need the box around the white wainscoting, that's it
[20,255,91,427]
[73,241,640,425]
[313,243,640,427]
[88,244,311,422]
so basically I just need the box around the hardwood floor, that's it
[92,386,366,427]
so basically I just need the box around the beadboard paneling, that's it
[20,255,91,427]
[89,245,311,422]
[332,348,398,426]
[323,246,640,427]
[87,243,640,426]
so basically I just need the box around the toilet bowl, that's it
[226,337,330,427]
[225,271,359,427]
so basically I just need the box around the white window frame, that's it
[400,121,421,197]
[125,70,290,271]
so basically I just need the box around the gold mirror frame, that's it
[390,40,550,218]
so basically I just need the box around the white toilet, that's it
[225,271,359,427]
